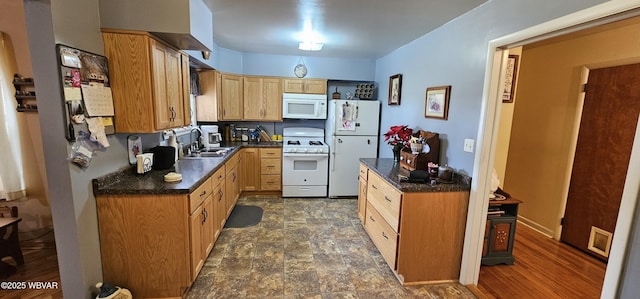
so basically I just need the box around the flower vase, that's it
[392,144,403,163]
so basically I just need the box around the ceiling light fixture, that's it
[299,41,323,51]
[298,19,324,51]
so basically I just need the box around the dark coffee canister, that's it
[151,146,175,170]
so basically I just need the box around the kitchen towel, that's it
[339,102,358,131]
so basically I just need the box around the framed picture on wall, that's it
[502,54,519,103]
[425,85,451,120]
[388,73,402,105]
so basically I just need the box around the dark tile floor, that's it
[187,195,476,299]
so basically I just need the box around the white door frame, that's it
[461,1,640,298]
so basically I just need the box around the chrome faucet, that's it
[189,126,204,153]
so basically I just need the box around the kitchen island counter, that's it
[93,143,282,195]
[360,158,471,193]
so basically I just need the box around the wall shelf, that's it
[13,75,38,112]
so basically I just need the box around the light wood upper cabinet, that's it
[102,29,189,133]
[181,52,192,125]
[283,78,327,94]
[195,70,220,122]
[244,76,282,121]
[219,73,244,120]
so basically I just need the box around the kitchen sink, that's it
[182,147,235,159]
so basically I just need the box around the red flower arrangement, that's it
[383,125,413,148]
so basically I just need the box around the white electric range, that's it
[281,127,329,197]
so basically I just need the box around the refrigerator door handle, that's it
[367,139,371,145]
[332,138,337,171]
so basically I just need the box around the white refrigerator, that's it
[325,100,381,197]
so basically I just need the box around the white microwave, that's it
[282,93,327,119]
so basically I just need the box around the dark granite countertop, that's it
[360,158,471,193]
[93,142,282,196]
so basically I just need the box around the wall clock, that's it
[294,58,308,78]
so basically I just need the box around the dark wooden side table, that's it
[0,217,25,265]
[482,198,522,266]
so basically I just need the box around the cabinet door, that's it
[225,164,239,217]
[243,77,264,120]
[181,52,191,125]
[195,70,220,122]
[283,78,305,93]
[214,184,225,239]
[220,74,244,120]
[491,221,513,253]
[242,148,260,191]
[202,196,214,258]
[358,176,367,222]
[304,79,327,94]
[151,40,184,130]
[190,204,204,280]
[262,78,282,120]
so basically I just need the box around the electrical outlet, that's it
[464,139,475,153]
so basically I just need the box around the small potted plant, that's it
[383,125,413,162]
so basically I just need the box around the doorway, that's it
[462,4,640,298]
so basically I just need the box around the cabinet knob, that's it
[369,215,375,222]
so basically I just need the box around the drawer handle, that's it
[372,184,378,190]
[369,215,375,222]
[384,196,391,202]
[382,232,389,239]
[267,165,275,168]
[200,190,207,197]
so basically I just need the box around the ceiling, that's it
[202,0,488,59]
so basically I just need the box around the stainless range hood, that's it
[99,0,213,52]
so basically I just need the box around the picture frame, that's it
[425,85,451,120]
[388,73,402,105]
[502,54,519,103]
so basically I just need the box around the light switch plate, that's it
[464,139,475,153]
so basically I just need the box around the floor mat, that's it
[224,205,263,228]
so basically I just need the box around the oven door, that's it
[282,153,329,186]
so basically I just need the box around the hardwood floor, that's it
[0,230,62,299]
[477,223,607,299]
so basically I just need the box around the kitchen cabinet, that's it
[260,148,282,191]
[195,70,221,122]
[219,73,244,120]
[211,166,226,240]
[283,78,327,94]
[96,176,218,297]
[482,198,522,266]
[102,29,190,133]
[244,76,282,121]
[359,163,469,284]
[225,152,241,216]
[181,51,192,125]
[241,148,260,191]
[357,163,368,222]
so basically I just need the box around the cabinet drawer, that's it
[260,175,281,190]
[190,177,213,214]
[260,148,281,158]
[364,202,398,269]
[211,166,226,188]
[359,163,368,181]
[261,158,281,175]
[367,171,402,232]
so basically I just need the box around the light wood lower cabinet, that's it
[260,148,281,191]
[359,163,469,285]
[241,148,260,191]
[225,153,241,217]
[358,164,368,222]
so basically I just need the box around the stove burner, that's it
[309,141,323,146]
[287,140,300,145]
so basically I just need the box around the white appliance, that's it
[282,127,330,197]
[282,93,328,119]
[325,100,381,197]
[201,125,222,149]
